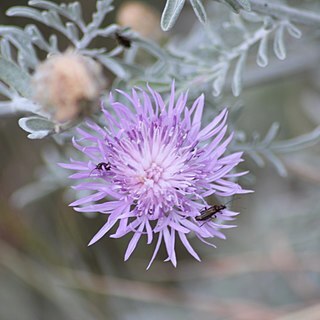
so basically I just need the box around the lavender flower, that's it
[60,82,250,268]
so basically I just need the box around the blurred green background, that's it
[1,1,320,319]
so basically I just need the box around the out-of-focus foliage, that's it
[0,0,164,138]
[160,0,252,31]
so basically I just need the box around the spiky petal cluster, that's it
[60,83,250,268]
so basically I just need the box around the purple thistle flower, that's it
[60,82,250,268]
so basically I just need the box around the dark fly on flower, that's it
[90,162,111,176]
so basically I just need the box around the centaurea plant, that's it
[61,82,250,268]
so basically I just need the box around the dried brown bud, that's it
[32,51,106,123]
[116,1,162,40]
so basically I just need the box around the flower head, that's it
[32,51,106,123]
[61,82,250,268]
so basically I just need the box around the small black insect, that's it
[115,31,132,48]
[195,204,226,222]
[196,198,235,222]
[90,162,111,175]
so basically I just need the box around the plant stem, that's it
[250,0,320,27]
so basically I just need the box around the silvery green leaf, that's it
[29,0,85,28]
[161,0,186,31]
[29,0,61,10]
[66,22,79,41]
[241,11,263,23]
[97,0,113,11]
[247,150,265,167]
[30,0,70,18]
[189,0,207,24]
[232,50,247,97]
[17,52,28,71]
[217,0,251,13]
[7,7,43,23]
[148,60,168,77]
[285,22,302,39]
[8,6,64,34]
[81,48,107,57]
[96,24,118,37]
[273,24,286,60]
[49,34,58,51]
[69,2,83,22]
[97,55,129,79]
[11,96,45,115]
[0,38,12,60]
[0,57,31,97]
[272,126,320,153]
[0,26,36,59]
[41,10,64,31]
[25,25,51,51]
[88,0,113,31]
[263,122,280,145]
[256,34,269,67]
[18,116,55,139]
[212,65,228,97]
[0,82,14,99]
[107,46,124,58]
[2,33,38,68]
[235,0,251,11]
[263,151,287,177]
[11,179,60,208]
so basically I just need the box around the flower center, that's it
[144,162,164,187]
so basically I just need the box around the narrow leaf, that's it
[256,34,269,67]
[285,22,302,39]
[212,66,228,97]
[25,25,50,51]
[0,38,12,60]
[273,24,286,60]
[263,151,288,177]
[247,150,265,167]
[232,51,247,97]
[272,127,320,153]
[219,0,251,13]
[28,0,62,12]
[263,122,280,145]
[6,7,43,23]
[189,0,207,24]
[161,0,186,31]
[66,22,79,40]
[0,57,31,97]
[235,0,251,11]
[69,2,83,22]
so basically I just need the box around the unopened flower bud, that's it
[32,51,106,123]
[116,1,162,40]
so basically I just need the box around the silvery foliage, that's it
[0,0,164,138]
[1,0,320,204]
[161,0,251,31]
